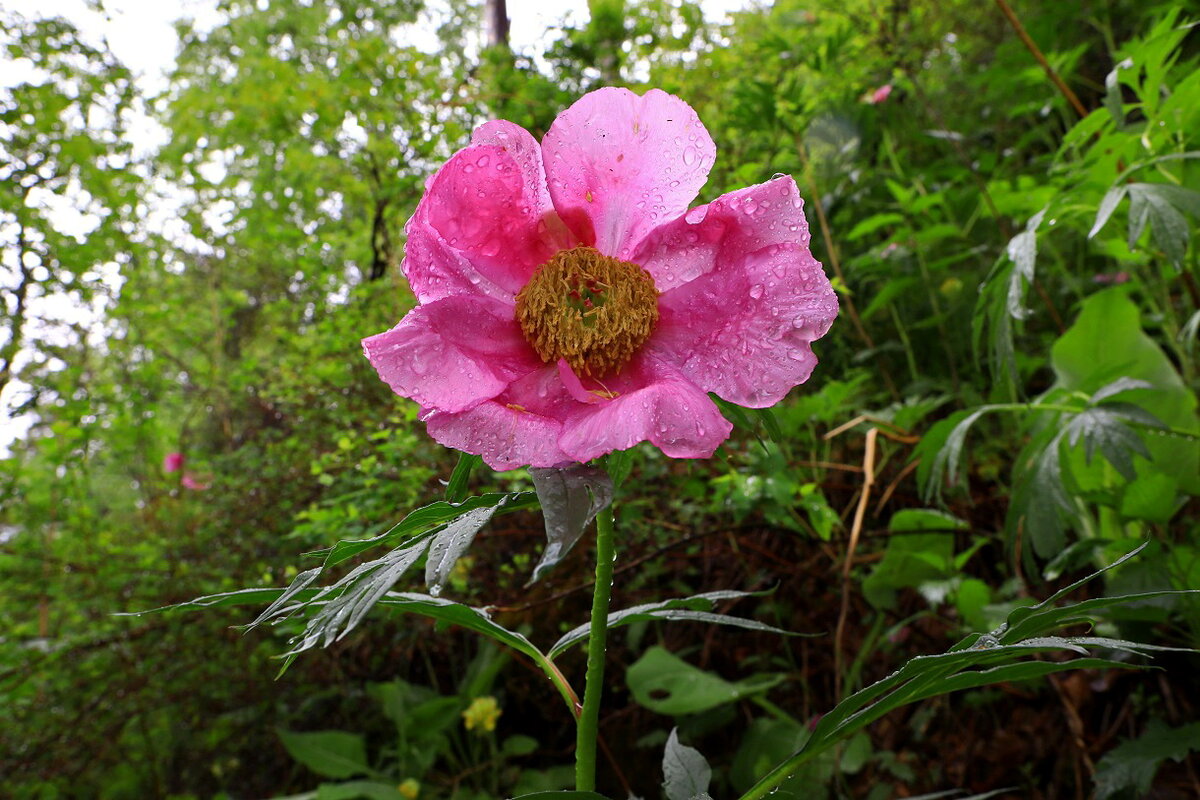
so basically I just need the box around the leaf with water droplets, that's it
[425,500,508,596]
[527,465,613,584]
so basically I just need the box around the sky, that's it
[0,0,751,451]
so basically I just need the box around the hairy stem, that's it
[575,502,616,791]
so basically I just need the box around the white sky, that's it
[0,0,749,452]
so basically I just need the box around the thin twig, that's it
[834,427,879,700]
[994,0,1089,118]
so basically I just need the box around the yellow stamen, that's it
[515,246,659,379]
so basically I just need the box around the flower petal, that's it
[424,401,570,471]
[557,352,732,462]
[542,87,715,260]
[651,185,838,408]
[416,140,569,295]
[633,175,814,291]
[402,218,511,304]
[362,296,541,414]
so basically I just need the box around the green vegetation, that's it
[2,0,1198,797]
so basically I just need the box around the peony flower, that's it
[163,452,185,473]
[364,88,838,470]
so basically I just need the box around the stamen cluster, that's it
[515,246,659,378]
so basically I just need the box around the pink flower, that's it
[181,473,210,491]
[363,88,838,470]
[864,84,893,105]
[163,452,185,473]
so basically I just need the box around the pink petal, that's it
[633,176,812,291]
[416,141,569,295]
[163,452,185,473]
[362,296,541,414]
[541,88,715,260]
[402,219,511,304]
[647,177,838,408]
[557,352,732,462]
[424,401,570,471]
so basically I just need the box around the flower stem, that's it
[575,502,616,791]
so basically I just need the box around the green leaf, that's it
[445,452,482,503]
[916,407,992,503]
[277,730,370,780]
[548,589,796,659]
[267,539,431,656]
[373,593,546,663]
[863,517,957,609]
[509,794,612,800]
[424,500,508,596]
[528,466,613,584]
[1063,406,1152,482]
[627,646,782,716]
[315,782,406,800]
[320,493,537,567]
[1126,183,1198,268]
[502,734,539,757]
[1089,185,1128,239]
[1050,287,1199,494]
[1004,209,1045,321]
[663,728,713,800]
[889,509,969,533]
[740,546,1198,799]
[1094,719,1200,800]
[845,212,904,241]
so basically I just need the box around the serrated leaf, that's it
[528,465,613,584]
[319,493,537,567]
[1089,377,1154,404]
[916,407,991,503]
[1127,183,1198,269]
[1094,719,1200,800]
[1064,407,1151,482]
[1089,185,1128,239]
[266,540,431,656]
[425,500,506,596]
[277,729,370,780]
[662,728,712,800]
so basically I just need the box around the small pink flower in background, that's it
[1093,271,1130,284]
[163,452,185,473]
[181,473,210,491]
[863,84,893,105]
[363,88,838,470]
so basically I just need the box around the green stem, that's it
[575,502,616,791]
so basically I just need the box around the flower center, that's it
[515,246,659,379]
